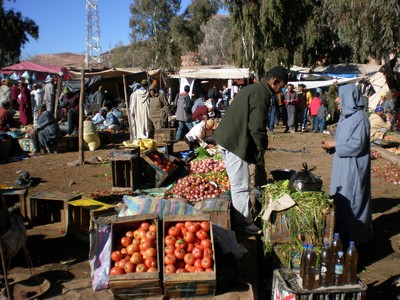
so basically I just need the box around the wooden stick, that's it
[54,76,62,119]
[78,70,85,165]
[123,75,132,140]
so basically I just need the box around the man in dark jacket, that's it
[174,85,193,140]
[214,66,288,235]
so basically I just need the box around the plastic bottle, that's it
[319,242,333,287]
[302,244,317,290]
[344,241,358,285]
[333,251,345,286]
[299,243,308,278]
[331,233,343,265]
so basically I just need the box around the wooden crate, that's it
[141,149,177,187]
[109,214,163,298]
[27,192,82,235]
[154,128,176,142]
[55,136,78,153]
[111,148,141,192]
[196,197,231,230]
[162,214,216,298]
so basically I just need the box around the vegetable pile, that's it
[165,172,230,201]
[372,162,400,185]
[189,158,226,174]
[110,222,158,275]
[260,180,333,266]
[163,221,214,273]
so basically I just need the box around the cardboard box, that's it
[162,214,216,298]
[109,214,163,298]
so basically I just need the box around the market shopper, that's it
[130,79,150,139]
[214,66,288,235]
[283,84,297,133]
[174,85,193,140]
[369,106,392,145]
[322,83,372,247]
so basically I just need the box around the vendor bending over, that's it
[370,105,392,146]
[184,119,216,150]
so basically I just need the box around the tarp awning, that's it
[288,77,364,90]
[1,61,71,80]
[69,67,161,79]
[171,66,250,79]
[312,63,382,77]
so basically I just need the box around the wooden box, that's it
[55,136,78,153]
[27,192,82,235]
[109,214,163,298]
[196,197,231,230]
[154,128,176,142]
[111,149,141,192]
[141,149,177,188]
[162,214,216,298]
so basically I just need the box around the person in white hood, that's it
[130,79,150,139]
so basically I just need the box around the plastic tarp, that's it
[69,67,160,79]
[171,66,250,79]
[287,76,363,90]
[64,76,102,93]
[312,63,382,78]
[0,61,71,80]
[367,72,390,109]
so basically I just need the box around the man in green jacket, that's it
[214,66,288,235]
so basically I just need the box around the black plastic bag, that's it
[288,162,323,191]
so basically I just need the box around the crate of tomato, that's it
[108,214,163,299]
[141,149,178,187]
[162,214,216,298]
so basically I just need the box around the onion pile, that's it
[371,150,381,159]
[371,162,400,185]
[165,173,229,201]
[189,158,225,174]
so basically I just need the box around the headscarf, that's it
[338,83,364,118]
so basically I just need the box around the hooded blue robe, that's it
[330,83,372,245]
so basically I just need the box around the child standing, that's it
[317,100,329,133]
[309,92,321,132]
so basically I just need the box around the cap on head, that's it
[268,66,289,84]
[375,106,384,113]
[206,119,214,128]
[45,75,52,83]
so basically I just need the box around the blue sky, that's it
[4,0,228,60]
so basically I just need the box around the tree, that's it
[129,0,181,69]
[0,0,39,67]
[198,15,232,65]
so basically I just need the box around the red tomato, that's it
[201,257,213,269]
[200,239,212,250]
[192,246,203,259]
[200,221,210,232]
[175,238,187,250]
[176,268,187,273]
[186,243,195,253]
[165,264,176,274]
[149,224,157,232]
[120,247,127,255]
[148,266,158,272]
[145,247,157,258]
[194,258,202,268]
[133,229,143,240]
[164,235,176,246]
[184,253,195,265]
[144,257,157,268]
[174,248,186,260]
[140,222,151,232]
[205,268,213,272]
[115,259,126,269]
[192,237,201,246]
[127,243,139,255]
[145,231,156,240]
[184,221,193,229]
[188,223,200,233]
[185,265,195,273]
[196,229,209,240]
[136,263,147,273]
[126,230,134,238]
[111,250,123,262]
[175,222,185,230]
[203,248,213,259]
[124,261,135,273]
[183,231,195,243]
[130,252,143,264]
[110,266,125,275]
[168,226,180,237]
[164,245,175,255]
[194,266,204,272]
[164,254,177,265]
[140,239,154,251]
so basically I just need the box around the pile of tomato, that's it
[163,221,214,273]
[110,221,158,276]
[147,151,176,173]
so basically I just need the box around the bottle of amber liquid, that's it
[344,241,358,285]
[319,242,333,287]
[334,251,345,286]
[302,244,317,290]
[331,233,343,261]
[299,243,308,278]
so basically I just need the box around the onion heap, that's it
[372,162,400,185]
[189,158,226,174]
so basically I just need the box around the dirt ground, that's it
[1,127,400,299]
